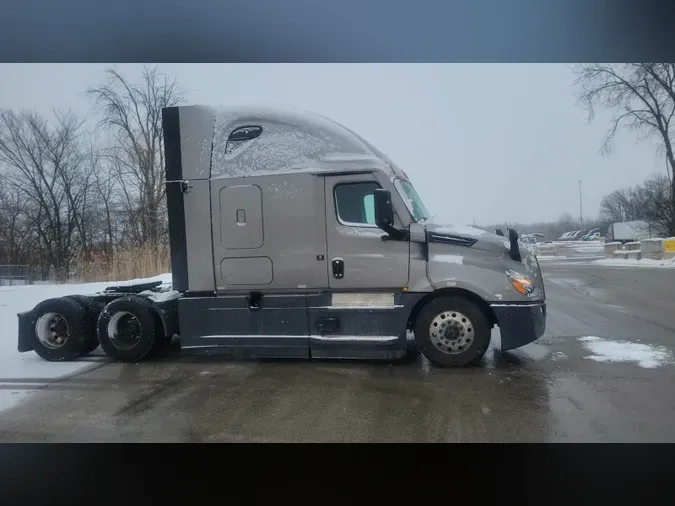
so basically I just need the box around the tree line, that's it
[488,64,675,239]
[0,66,184,281]
[574,64,675,237]
[598,173,673,237]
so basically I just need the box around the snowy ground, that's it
[535,240,675,269]
[592,257,675,268]
[0,273,171,411]
[578,336,673,369]
[535,240,605,257]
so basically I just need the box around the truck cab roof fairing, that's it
[193,105,404,180]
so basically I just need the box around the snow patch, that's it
[210,106,396,179]
[568,244,605,253]
[433,224,487,238]
[0,389,35,412]
[537,255,604,262]
[592,257,675,268]
[100,273,173,289]
[139,289,181,303]
[578,336,673,369]
[433,254,463,265]
[339,227,386,238]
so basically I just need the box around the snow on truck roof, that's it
[184,105,405,179]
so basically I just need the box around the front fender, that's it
[426,246,505,301]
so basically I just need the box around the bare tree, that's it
[0,174,33,265]
[598,174,674,236]
[0,109,89,280]
[636,174,673,236]
[87,66,184,247]
[599,187,645,223]
[573,64,675,234]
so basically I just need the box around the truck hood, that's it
[424,222,511,255]
[423,221,545,300]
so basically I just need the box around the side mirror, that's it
[374,189,394,229]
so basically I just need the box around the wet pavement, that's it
[1,260,675,442]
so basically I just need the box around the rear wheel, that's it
[97,296,162,362]
[66,295,102,356]
[413,296,491,367]
[29,297,90,361]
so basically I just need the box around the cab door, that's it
[306,172,411,360]
[324,173,410,290]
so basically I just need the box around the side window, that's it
[225,126,262,155]
[334,182,380,226]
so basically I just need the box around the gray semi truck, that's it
[16,105,546,367]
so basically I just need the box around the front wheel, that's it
[413,296,491,367]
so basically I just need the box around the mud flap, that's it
[17,310,34,353]
[491,303,546,351]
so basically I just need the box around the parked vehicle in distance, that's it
[520,233,546,245]
[582,228,601,241]
[558,231,581,241]
[16,105,547,368]
[606,220,654,244]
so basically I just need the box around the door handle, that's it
[331,258,344,279]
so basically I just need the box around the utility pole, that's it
[579,180,583,224]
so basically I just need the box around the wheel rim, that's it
[428,310,475,355]
[35,312,69,350]
[107,311,142,351]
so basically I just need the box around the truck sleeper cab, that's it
[17,105,546,367]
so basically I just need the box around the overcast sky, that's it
[0,64,666,226]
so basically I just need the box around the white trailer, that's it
[606,220,654,244]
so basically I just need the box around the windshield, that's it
[394,178,432,222]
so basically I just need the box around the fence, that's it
[0,264,33,286]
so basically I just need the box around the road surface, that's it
[1,259,674,442]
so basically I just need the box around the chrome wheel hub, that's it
[35,312,69,349]
[428,310,475,355]
[107,311,142,350]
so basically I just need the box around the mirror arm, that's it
[380,225,408,241]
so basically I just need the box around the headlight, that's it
[506,269,539,298]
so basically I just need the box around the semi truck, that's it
[16,105,546,367]
[606,220,653,244]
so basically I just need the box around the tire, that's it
[413,296,491,367]
[97,296,161,362]
[28,297,90,361]
[66,295,102,356]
